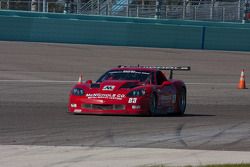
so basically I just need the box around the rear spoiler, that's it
[117,65,191,79]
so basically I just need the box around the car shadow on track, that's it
[177,113,216,117]
[70,113,216,117]
[149,113,216,117]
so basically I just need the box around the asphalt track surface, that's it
[0,41,250,152]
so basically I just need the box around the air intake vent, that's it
[91,84,100,88]
[82,104,125,110]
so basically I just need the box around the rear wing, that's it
[117,65,191,79]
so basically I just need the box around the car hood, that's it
[72,80,148,102]
[75,80,144,94]
[91,80,142,92]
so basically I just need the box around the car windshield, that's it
[97,70,151,82]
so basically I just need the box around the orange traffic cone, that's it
[77,73,83,84]
[238,69,246,89]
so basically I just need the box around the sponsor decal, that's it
[102,85,115,91]
[128,98,137,104]
[74,109,82,113]
[86,93,125,100]
[110,70,150,74]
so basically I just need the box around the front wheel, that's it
[177,88,186,116]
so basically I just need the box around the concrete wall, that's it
[0,10,250,51]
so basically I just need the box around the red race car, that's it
[68,65,190,116]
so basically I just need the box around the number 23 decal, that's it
[128,98,137,103]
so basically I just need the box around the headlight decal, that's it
[72,88,84,96]
[127,88,146,97]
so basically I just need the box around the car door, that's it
[156,71,176,113]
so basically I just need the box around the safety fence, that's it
[0,10,250,51]
[0,0,65,13]
[0,0,248,22]
[79,0,246,22]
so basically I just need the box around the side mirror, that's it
[162,81,172,86]
[86,80,92,84]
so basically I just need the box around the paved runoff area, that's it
[1,145,250,167]
[0,41,250,166]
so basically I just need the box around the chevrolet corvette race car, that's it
[68,65,190,116]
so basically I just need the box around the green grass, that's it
[145,164,250,167]
[201,165,250,167]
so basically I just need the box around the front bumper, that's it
[68,96,150,115]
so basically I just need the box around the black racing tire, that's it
[149,94,157,116]
[177,87,186,116]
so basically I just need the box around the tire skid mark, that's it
[223,136,249,147]
[43,146,129,167]
[30,130,66,146]
[77,125,167,147]
[175,123,188,148]
[132,124,191,148]
[87,128,116,148]
[133,134,196,148]
[216,124,250,148]
[197,122,245,147]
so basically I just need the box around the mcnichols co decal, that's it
[86,93,125,100]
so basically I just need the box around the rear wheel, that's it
[177,88,186,116]
[149,94,157,116]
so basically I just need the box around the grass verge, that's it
[146,164,250,167]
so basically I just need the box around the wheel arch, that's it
[173,81,187,95]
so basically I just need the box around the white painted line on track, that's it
[0,79,75,83]
[187,82,237,86]
[187,83,249,86]
[0,80,249,86]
